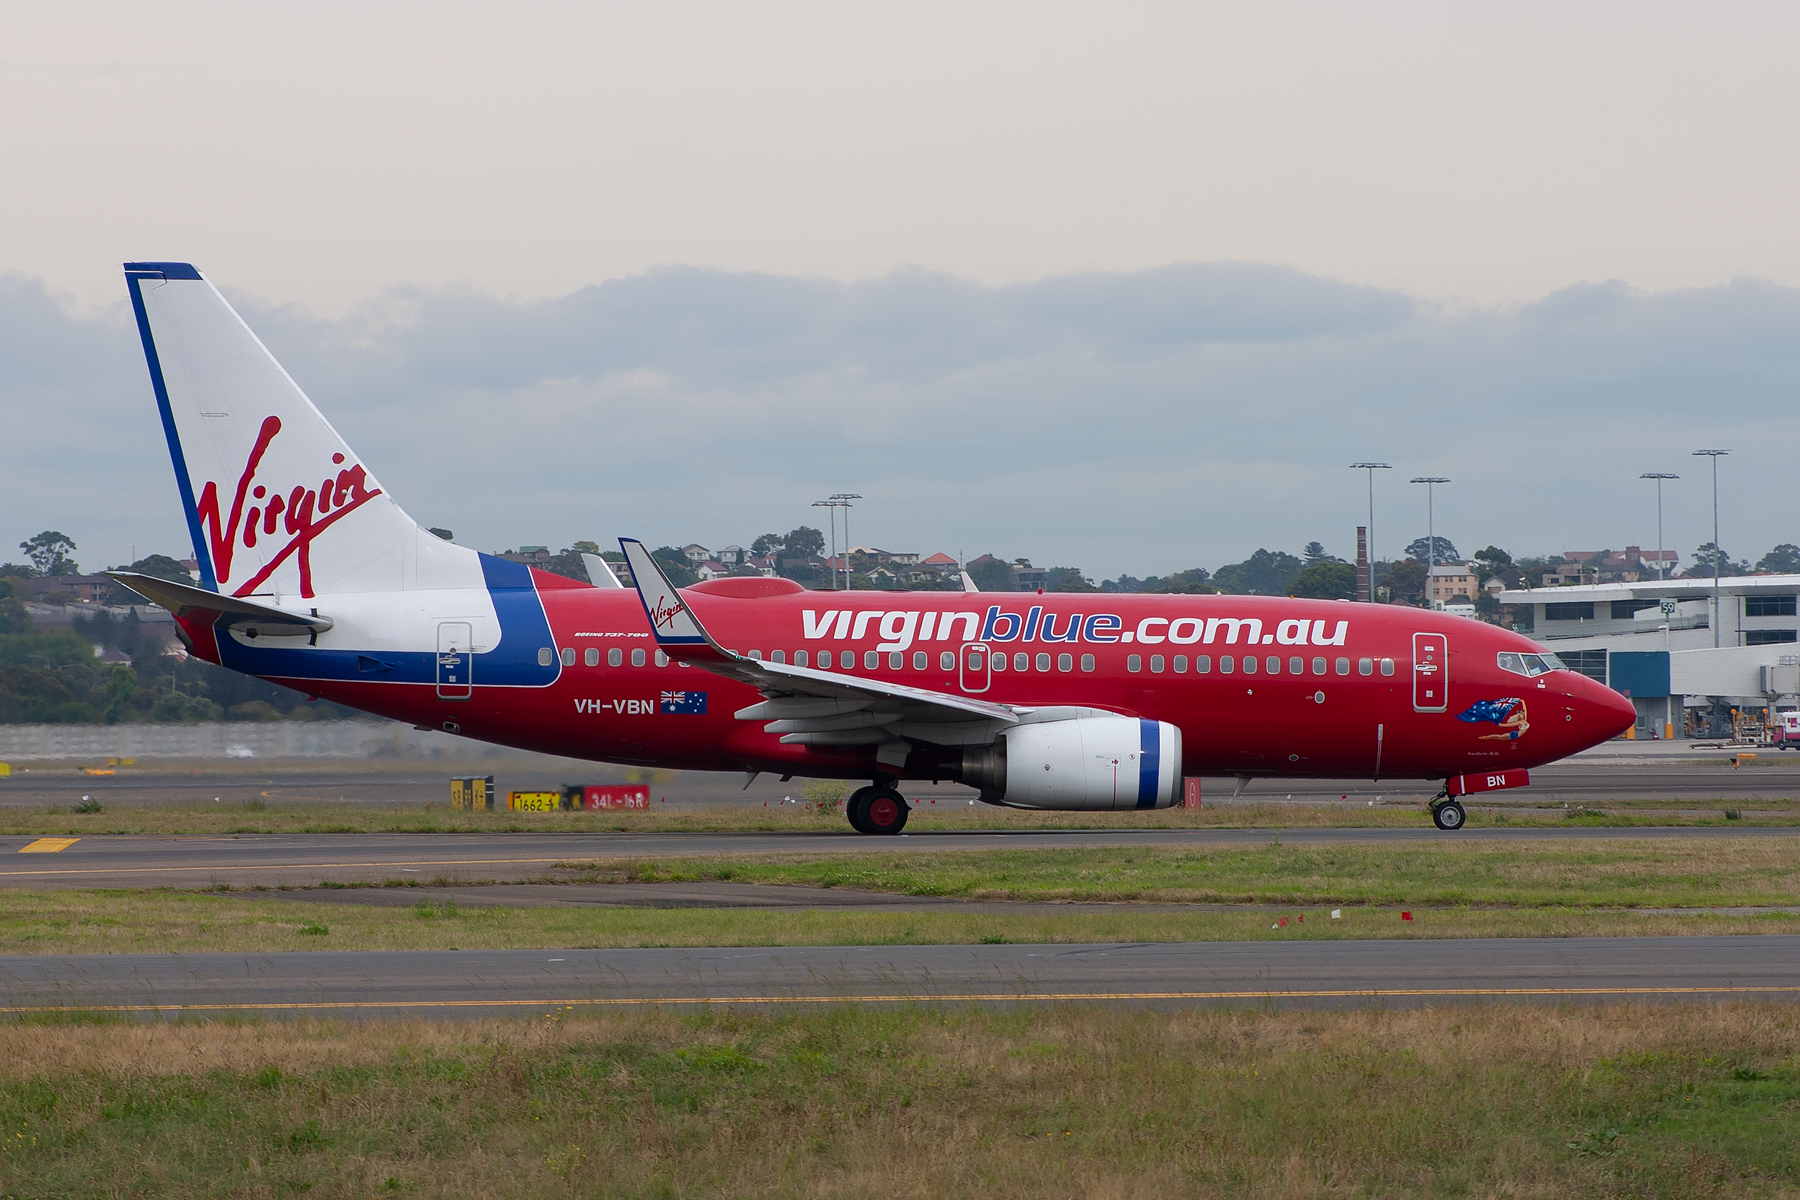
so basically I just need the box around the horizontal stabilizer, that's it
[106,571,334,634]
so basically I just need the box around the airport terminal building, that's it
[1496,574,1800,739]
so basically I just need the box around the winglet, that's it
[618,539,710,646]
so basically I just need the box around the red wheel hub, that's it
[867,794,901,829]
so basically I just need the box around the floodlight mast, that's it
[1349,463,1392,601]
[1409,477,1450,608]
[1692,450,1729,647]
[810,499,838,590]
[830,494,862,590]
[1639,472,1678,582]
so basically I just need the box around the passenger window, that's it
[584,647,599,667]
[1358,657,1373,676]
[1036,652,1051,671]
[608,648,623,667]
[655,650,668,668]
[1289,656,1304,675]
[940,651,955,670]
[1266,655,1280,674]
[747,649,762,661]
[1310,657,1325,675]
[1335,657,1350,676]
[992,653,1007,672]
[1015,652,1029,671]
[1196,655,1211,673]
[1220,655,1235,674]
[537,647,553,666]
[775,650,789,665]
[889,652,903,670]
[1243,656,1258,674]
[1380,658,1396,676]
[630,648,646,667]
[913,651,927,670]
[1058,653,1073,672]
[865,651,879,670]
[561,647,576,666]
[1150,654,1165,673]
[841,651,855,669]
[1127,654,1142,673]
[1173,654,1188,673]
[1080,654,1095,671]
[967,649,984,671]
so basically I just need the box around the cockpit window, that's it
[1498,651,1564,677]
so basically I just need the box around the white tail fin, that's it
[125,262,444,600]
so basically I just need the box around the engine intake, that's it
[960,716,1182,810]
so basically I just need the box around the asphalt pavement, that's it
[2,936,1794,1016]
[5,824,1800,889]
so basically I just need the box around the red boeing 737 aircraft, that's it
[108,263,1634,833]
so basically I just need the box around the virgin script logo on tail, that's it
[195,416,381,599]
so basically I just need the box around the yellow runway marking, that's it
[17,838,79,854]
[2,984,1798,1014]
[0,856,571,877]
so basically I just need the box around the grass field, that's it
[4,1003,1800,1197]
[575,836,1800,908]
[0,794,1796,836]
[1,887,1797,955]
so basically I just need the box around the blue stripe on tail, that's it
[125,265,217,591]
[1137,719,1159,809]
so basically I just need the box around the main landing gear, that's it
[846,779,909,835]
[1429,789,1466,832]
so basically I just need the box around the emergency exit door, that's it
[437,622,473,700]
[1412,632,1447,713]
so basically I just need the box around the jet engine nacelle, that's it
[960,716,1182,810]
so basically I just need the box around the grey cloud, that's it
[2,263,1795,579]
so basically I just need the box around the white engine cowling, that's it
[960,717,1183,810]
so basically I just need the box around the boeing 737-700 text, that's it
[108,263,1634,833]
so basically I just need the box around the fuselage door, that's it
[437,621,473,700]
[1412,631,1447,713]
[959,641,992,694]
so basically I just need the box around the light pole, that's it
[1410,477,1450,608]
[831,493,861,590]
[810,499,838,590]
[1350,463,1392,600]
[1693,450,1729,647]
[1639,472,1678,582]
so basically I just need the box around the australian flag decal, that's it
[659,690,707,715]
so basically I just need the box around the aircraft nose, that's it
[1574,673,1636,744]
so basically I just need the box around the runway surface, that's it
[3,755,1798,811]
[6,825,1800,889]
[2,936,1795,1016]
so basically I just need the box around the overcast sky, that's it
[3,3,1798,579]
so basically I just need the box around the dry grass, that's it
[0,795,1794,836]
[2,887,1798,955]
[579,835,1800,908]
[5,1003,1800,1196]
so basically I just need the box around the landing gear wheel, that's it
[845,786,876,834]
[864,788,909,834]
[1432,800,1466,831]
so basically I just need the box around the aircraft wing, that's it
[618,539,1020,755]
[106,571,334,635]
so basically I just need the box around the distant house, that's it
[499,546,552,567]
[715,545,744,566]
[1561,546,1678,582]
[1428,562,1478,608]
[921,552,958,570]
[26,574,112,605]
[681,544,711,565]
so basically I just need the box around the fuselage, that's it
[176,566,1636,785]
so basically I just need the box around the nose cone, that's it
[1571,673,1637,747]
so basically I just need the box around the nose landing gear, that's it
[847,780,910,835]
